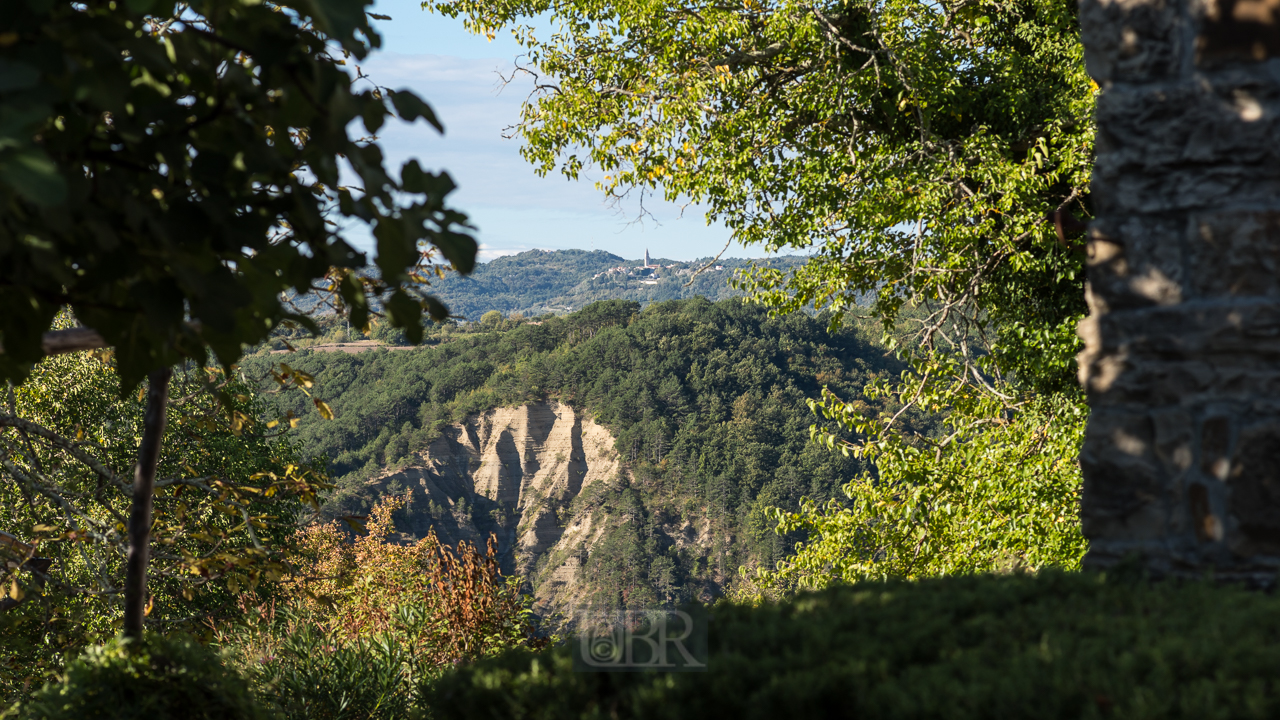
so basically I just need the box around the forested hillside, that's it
[240,298,913,612]
[421,249,809,320]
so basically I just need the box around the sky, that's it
[352,1,750,262]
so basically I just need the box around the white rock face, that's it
[362,400,625,615]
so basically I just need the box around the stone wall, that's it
[1079,0,1280,581]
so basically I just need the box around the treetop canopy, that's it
[425,0,1095,396]
[0,0,477,389]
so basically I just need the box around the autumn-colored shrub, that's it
[218,497,547,718]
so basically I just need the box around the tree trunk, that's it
[1078,0,1280,582]
[123,367,172,639]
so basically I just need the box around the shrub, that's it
[248,622,416,720]
[423,570,1280,720]
[6,634,267,720]
[218,497,548,717]
[742,393,1087,599]
[274,496,546,664]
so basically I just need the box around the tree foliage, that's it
[241,298,906,606]
[0,346,324,704]
[744,394,1086,598]
[0,0,477,388]
[6,634,268,720]
[424,0,1093,394]
[217,496,547,719]
[423,0,1096,593]
[426,572,1280,720]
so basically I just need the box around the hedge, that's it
[6,634,267,720]
[425,569,1280,719]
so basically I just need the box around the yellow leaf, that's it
[314,399,334,420]
[8,580,23,602]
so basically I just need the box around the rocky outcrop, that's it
[361,401,639,616]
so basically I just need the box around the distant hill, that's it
[241,298,915,617]
[424,249,809,321]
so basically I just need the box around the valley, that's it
[241,296,920,619]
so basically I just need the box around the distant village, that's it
[592,249,725,285]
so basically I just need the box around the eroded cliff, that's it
[360,400,710,619]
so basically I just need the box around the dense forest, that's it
[239,298,915,608]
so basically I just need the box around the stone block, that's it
[1228,419,1280,554]
[1079,411,1169,540]
[1086,216,1185,312]
[1081,0,1186,82]
[1188,211,1280,297]
[1152,406,1195,470]
[1092,300,1280,359]
[1094,80,1280,214]
[1188,481,1225,541]
[1201,414,1235,479]
[1197,0,1280,66]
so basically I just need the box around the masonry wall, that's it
[1078,0,1280,581]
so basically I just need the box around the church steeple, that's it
[644,248,650,268]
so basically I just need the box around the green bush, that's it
[246,623,416,720]
[7,634,267,720]
[424,570,1280,720]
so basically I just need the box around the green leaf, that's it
[389,90,444,133]
[423,295,449,323]
[0,104,53,149]
[386,290,424,345]
[0,60,39,94]
[374,217,414,282]
[20,0,53,15]
[308,0,368,42]
[432,230,478,275]
[0,147,66,207]
[400,159,434,194]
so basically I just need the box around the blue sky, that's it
[353,1,749,262]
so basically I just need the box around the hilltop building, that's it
[644,249,651,268]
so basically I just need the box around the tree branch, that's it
[124,367,172,640]
[40,328,109,356]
